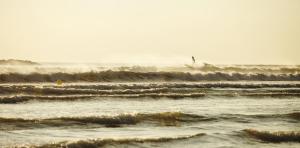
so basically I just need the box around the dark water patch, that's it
[240,92,300,97]
[1,71,300,83]
[0,95,30,104]
[287,112,300,120]
[34,133,205,148]
[244,129,300,143]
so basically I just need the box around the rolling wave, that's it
[2,91,300,104]
[0,71,300,83]
[1,90,300,104]
[2,112,299,130]
[0,93,207,103]
[0,112,209,130]
[59,83,300,90]
[2,83,300,95]
[34,133,205,148]
[222,112,300,122]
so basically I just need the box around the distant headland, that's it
[0,59,39,65]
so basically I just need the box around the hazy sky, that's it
[0,0,299,64]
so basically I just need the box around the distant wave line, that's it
[0,71,300,83]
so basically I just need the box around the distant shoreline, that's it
[0,59,39,65]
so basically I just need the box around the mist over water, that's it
[1,63,300,148]
[1,62,299,74]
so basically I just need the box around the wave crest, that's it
[37,133,205,148]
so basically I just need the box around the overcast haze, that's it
[0,0,299,65]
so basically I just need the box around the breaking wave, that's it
[244,129,300,143]
[194,64,300,74]
[0,71,300,83]
[35,133,205,148]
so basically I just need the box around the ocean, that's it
[0,63,300,148]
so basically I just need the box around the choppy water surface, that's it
[0,64,300,147]
[0,81,299,148]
